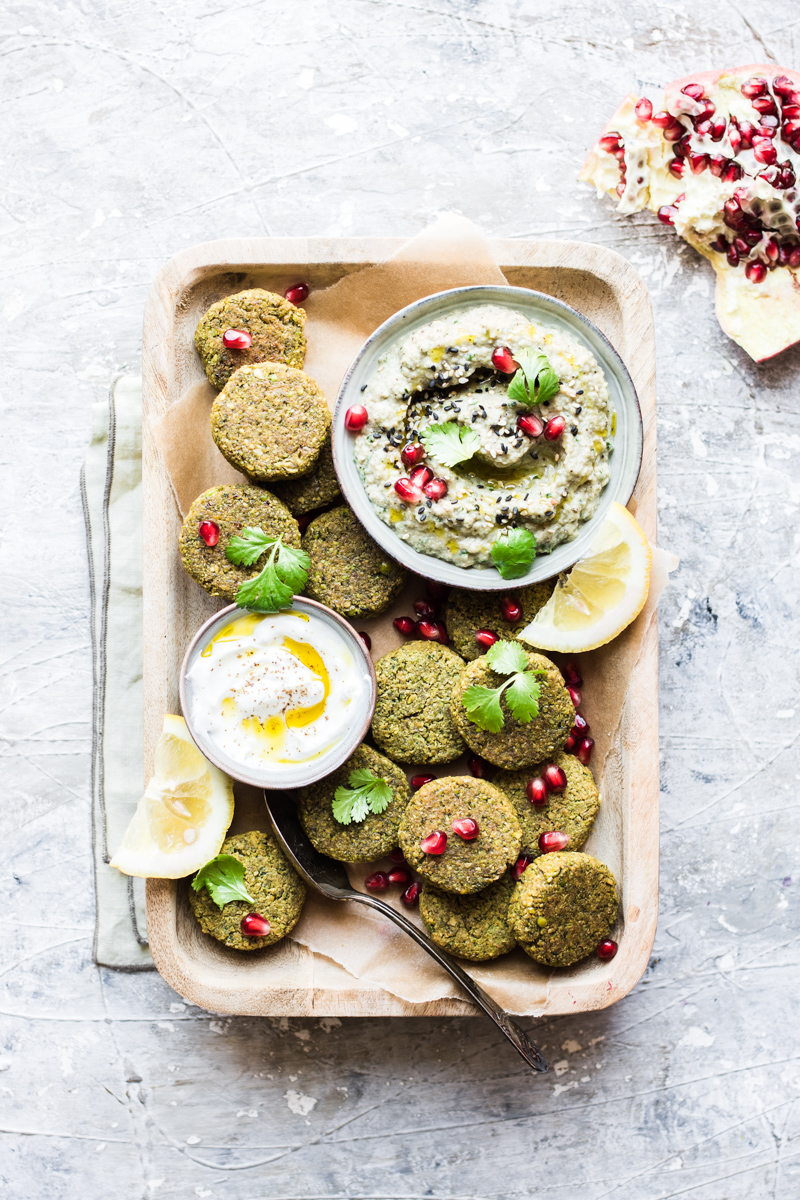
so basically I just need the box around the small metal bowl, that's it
[331,284,643,590]
[179,597,377,790]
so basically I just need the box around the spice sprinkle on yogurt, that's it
[352,305,613,570]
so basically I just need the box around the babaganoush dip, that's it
[185,609,372,781]
[352,304,613,570]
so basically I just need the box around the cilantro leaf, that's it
[461,684,505,733]
[491,529,537,579]
[332,769,394,825]
[486,638,529,675]
[421,421,481,468]
[225,528,310,612]
[191,854,255,910]
[462,640,546,731]
[505,672,541,723]
[506,350,560,407]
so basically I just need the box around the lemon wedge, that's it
[518,502,652,653]
[110,714,234,879]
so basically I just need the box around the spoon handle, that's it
[350,891,547,1073]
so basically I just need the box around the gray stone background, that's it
[3,1,800,1196]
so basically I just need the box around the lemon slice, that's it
[518,503,652,653]
[110,714,234,879]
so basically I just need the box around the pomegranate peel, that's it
[580,64,800,361]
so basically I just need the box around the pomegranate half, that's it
[579,64,800,361]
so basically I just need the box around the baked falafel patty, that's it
[302,505,406,619]
[494,752,600,856]
[446,581,555,662]
[419,873,517,961]
[372,641,466,764]
[508,851,618,967]
[195,287,306,389]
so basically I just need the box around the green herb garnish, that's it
[461,640,545,733]
[191,855,255,910]
[491,528,537,579]
[507,350,560,407]
[421,421,481,468]
[332,768,393,825]
[225,526,310,612]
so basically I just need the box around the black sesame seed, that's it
[576,389,584,395]
[575,406,582,415]
[501,445,508,454]
[512,507,519,516]
[514,439,523,448]
[571,426,578,436]
[426,499,432,509]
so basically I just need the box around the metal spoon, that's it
[263,789,547,1074]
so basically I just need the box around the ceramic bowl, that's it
[331,284,643,589]
[179,597,377,790]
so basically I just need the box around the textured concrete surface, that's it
[3,2,800,1197]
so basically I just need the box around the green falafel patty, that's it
[189,830,306,951]
[399,776,521,894]
[296,745,410,863]
[195,288,307,389]
[451,651,574,770]
[495,752,600,856]
[303,505,406,618]
[420,874,517,961]
[372,641,466,764]
[446,582,555,662]
[509,851,618,967]
[211,363,330,483]
[270,436,342,516]
[179,485,300,602]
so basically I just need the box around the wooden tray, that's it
[142,237,658,1016]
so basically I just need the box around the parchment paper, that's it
[152,214,678,1013]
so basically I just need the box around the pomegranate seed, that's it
[575,736,595,765]
[390,846,407,863]
[693,99,716,121]
[652,110,676,128]
[409,464,433,488]
[198,520,220,547]
[615,182,626,197]
[694,120,712,138]
[738,120,757,147]
[758,115,779,132]
[344,404,368,432]
[710,118,727,141]
[500,596,522,623]
[597,938,618,960]
[765,238,779,262]
[668,158,684,179]
[474,628,499,649]
[401,442,425,467]
[753,139,778,165]
[752,96,778,117]
[418,619,447,643]
[284,283,309,305]
[512,854,533,881]
[782,106,800,120]
[709,154,727,177]
[543,763,568,794]
[567,686,582,709]
[742,77,768,98]
[743,227,762,246]
[358,631,371,650]
[240,913,271,937]
[393,616,416,636]
[781,167,797,188]
[394,477,423,504]
[635,98,652,122]
[572,713,590,736]
[773,75,795,98]
[598,133,623,152]
[722,161,743,182]
[420,831,447,855]
[452,817,480,840]
[726,243,740,267]
[410,774,435,791]
[401,881,421,907]
[468,756,486,778]
[790,247,800,268]
[563,661,582,688]
[733,236,751,257]
[745,261,768,283]
[543,415,566,441]
[710,235,727,253]
[563,731,578,753]
[778,244,791,267]
[222,328,252,350]
[388,867,412,886]
[526,777,548,806]
[663,122,684,141]
[657,205,678,225]
[491,346,517,373]
[728,125,742,153]
[783,119,800,140]
[517,413,544,438]
[414,598,438,619]
[427,579,449,600]
[423,477,448,501]
[689,153,709,175]
[673,135,691,158]
[682,82,705,100]
[539,831,570,853]
[365,871,390,891]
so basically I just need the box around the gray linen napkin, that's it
[81,375,153,970]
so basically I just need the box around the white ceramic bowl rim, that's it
[331,284,643,590]
[178,597,377,790]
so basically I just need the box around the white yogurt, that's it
[186,609,370,780]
